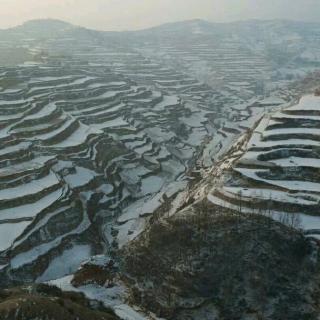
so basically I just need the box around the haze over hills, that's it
[0,17,320,319]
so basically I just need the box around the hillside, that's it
[208,91,320,238]
[0,283,119,320]
[0,18,319,294]
[44,202,320,320]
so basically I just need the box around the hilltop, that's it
[63,201,320,320]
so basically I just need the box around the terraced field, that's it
[0,19,320,284]
[0,63,213,282]
[0,61,258,283]
[208,94,320,238]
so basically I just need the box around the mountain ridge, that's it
[1,18,76,31]
[2,17,320,34]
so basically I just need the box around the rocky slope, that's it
[65,202,320,320]
[119,203,320,320]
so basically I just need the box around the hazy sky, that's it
[0,0,319,30]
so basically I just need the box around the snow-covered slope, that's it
[208,93,320,238]
[0,19,319,285]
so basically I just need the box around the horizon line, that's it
[1,17,319,33]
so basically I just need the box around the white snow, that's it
[24,102,57,120]
[49,275,152,320]
[64,167,97,188]
[0,188,63,220]
[10,207,91,269]
[207,193,320,232]
[37,244,92,282]
[235,167,320,192]
[114,305,147,320]
[0,221,30,251]
[0,171,60,200]
[0,142,31,156]
[289,95,320,111]
[0,155,55,177]
[52,123,102,148]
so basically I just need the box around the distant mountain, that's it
[131,18,320,41]
[135,19,220,35]
[1,18,320,46]
[0,19,84,43]
[12,19,75,32]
